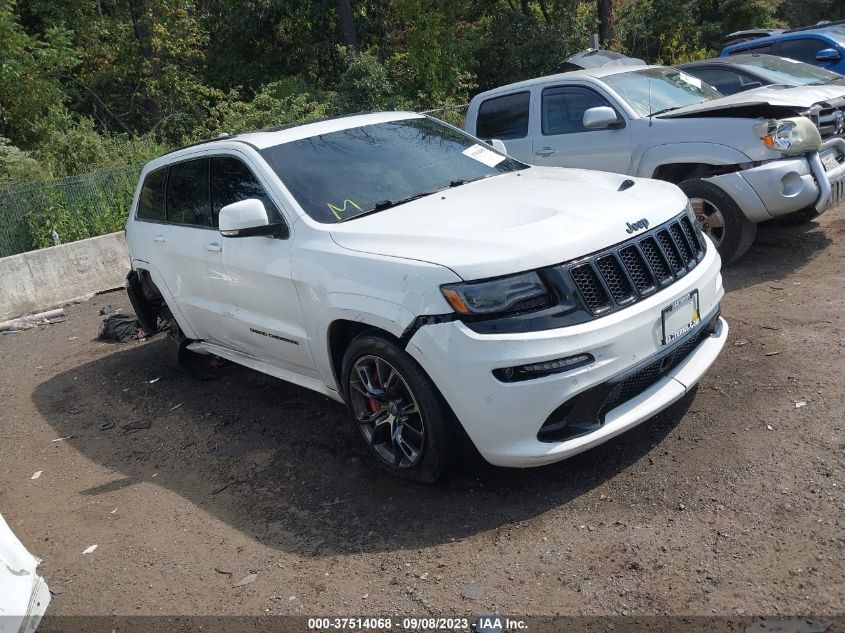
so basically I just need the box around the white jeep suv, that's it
[124,112,728,482]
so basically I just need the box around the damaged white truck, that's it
[465,65,845,263]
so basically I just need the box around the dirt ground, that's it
[1,207,843,622]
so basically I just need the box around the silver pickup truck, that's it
[465,65,845,263]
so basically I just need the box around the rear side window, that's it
[136,168,166,222]
[476,92,530,140]
[684,68,758,95]
[779,37,833,64]
[541,86,612,135]
[166,159,211,227]
[210,156,280,228]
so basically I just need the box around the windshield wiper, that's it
[650,106,681,116]
[338,180,480,222]
[372,191,436,211]
[338,189,442,222]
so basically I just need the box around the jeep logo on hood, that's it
[626,218,649,234]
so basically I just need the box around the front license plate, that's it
[822,150,840,172]
[662,290,700,345]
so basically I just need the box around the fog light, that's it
[494,353,594,382]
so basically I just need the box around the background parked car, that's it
[465,65,845,264]
[720,28,785,48]
[721,20,845,74]
[554,48,645,74]
[678,54,845,96]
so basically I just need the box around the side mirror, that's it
[743,81,763,91]
[583,106,622,130]
[219,199,287,238]
[490,139,508,155]
[816,47,841,62]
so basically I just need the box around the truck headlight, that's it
[441,271,551,315]
[684,200,706,245]
[754,116,821,155]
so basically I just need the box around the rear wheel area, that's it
[341,332,459,483]
[678,178,757,265]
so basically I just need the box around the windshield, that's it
[730,55,843,86]
[603,68,723,117]
[259,117,526,223]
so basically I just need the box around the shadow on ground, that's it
[722,217,831,292]
[32,337,695,557]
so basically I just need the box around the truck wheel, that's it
[341,332,458,483]
[678,179,757,265]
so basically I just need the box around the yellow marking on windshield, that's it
[328,199,363,220]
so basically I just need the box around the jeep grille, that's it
[565,214,705,316]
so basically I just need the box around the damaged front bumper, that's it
[708,137,845,221]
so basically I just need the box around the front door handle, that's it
[205,242,222,252]
[535,147,555,157]
[153,234,166,243]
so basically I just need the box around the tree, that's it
[338,0,358,48]
[597,0,614,47]
[0,0,77,145]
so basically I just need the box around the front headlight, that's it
[441,271,551,315]
[754,116,821,155]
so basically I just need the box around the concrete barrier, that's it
[0,232,129,322]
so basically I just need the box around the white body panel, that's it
[0,513,50,632]
[125,112,726,467]
[406,244,725,466]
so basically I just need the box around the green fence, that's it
[0,165,140,258]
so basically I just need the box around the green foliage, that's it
[387,0,479,104]
[336,48,396,111]
[0,137,47,186]
[22,167,139,250]
[0,0,831,255]
[204,79,335,136]
[0,0,78,144]
[28,109,165,178]
[473,2,592,90]
[616,0,783,63]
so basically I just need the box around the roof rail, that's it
[173,132,238,152]
[784,18,845,34]
[168,112,387,154]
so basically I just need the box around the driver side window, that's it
[210,156,282,228]
[541,86,614,136]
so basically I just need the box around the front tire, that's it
[341,332,458,482]
[678,178,757,265]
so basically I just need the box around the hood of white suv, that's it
[328,167,688,280]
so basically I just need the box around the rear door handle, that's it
[153,234,166,243]
[205,242,222,252]
[535,147,555,157]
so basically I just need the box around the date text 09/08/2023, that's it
[307,616,529,631]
